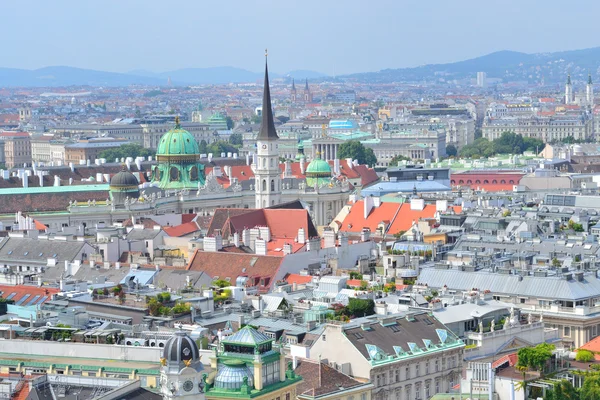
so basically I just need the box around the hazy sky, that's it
[1,0,599,75]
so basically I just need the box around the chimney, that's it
[135,158,142,171]
[213,166,222,177]
[54,175,60,187]
[372,196,381,207]
[297,228,306,244]
[242,229,251,247]
[69,162,74,172]
[436,200,448,213]
[255,238,267,255]
[323,229,336,248]
[307,237,321,251]
[233,232,240,247]
[38,172,43,187]
[258,226,271,242]
[96,173,103,183]
[283,242,293,255]
[361,228,371,242]
[86,159,91,167]
[246,153,251,165]
[364,195,374,219]
[204,233,223,252]
[125,159,131,170]
[410,198,425,211]
[22,175,28,188]
[338,233,349,247]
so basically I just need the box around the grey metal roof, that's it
[126,229,162,241]
[419,268,600,301]
[0,237,89,265]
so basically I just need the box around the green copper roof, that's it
[156,119,200,157]
[222,326,272,346]
[305,158,331,175]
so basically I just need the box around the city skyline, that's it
[2,0,600,75]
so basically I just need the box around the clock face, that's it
[183,380,194,392]
[262,144,267,149]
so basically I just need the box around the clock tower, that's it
[255,50,281,208]
[160,330,205,400]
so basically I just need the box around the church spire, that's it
[257,49,279,141]
[567,73,572,85]
[304,78,309,90]
[589,73,593,85]
[291,78,296,91]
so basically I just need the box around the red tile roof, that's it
[339,200,461,236]
[347,279,362,287]
[186,250,283,291]
[492,353,518,369]
[164,221,200,237]
[579,336,600,360]
[0,285,59,305]
[285,274,313,285]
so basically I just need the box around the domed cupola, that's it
[152,116,206,190]
[162,330,202,372]
[109,165,140,206]
[214,359,255,391]
[305,152,332,187]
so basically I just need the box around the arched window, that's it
[154,166,161,181]
[509,180,514,184]
[262,158,266,168]
[501,180,506,184]
[189,165,198,181]
[475,180,481,184]
[262,179,266,191]
[270,158,274,167]
[271,179,275,191]
[169,167,179,181]
[262,199,266,208]
[467,180,472,184]
[459,180,464,184]
[451,180,456,185]
[484,180,489,184]
[492,180,498,184]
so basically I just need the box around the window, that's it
[425,361,429,374]
[271,179,275,191]
[416,362,420,377]
[262,179,266,191]
[361,394,367,400]
[564,326,571,337]
[405,366,410,379]
[395,369,400,382]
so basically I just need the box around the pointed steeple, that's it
[257,49,279,141]
[304,78,309,90]
[567,73,572,85]
[291,78,296,91]
[589,73,593,85]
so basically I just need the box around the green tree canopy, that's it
[389,154,411,166]
[207,141,238,156]
[338,140,377,166]
[546,380,579,400]
[517,343,554,374]
[229,133,243,146]
[581,374,600,400]
[445,144,458,157]
[226,116,234,130]
[575,349,594,362]
[98,143,153,162]
[345,298,375,317]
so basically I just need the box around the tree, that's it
[576,349,594,362]
[445,144,458,157]
[199,139,208,154]
[99,143,153,162]
[517,343,554,376]
[346,298,375,317]
[212,279,230,288]
[493,131,524,155]
[207,141,238,156]
[552,257,561,268]
[338,140,377,166]
[581,374,600,400]
[389,154,411,166]
[226,116,234,130]
[546,380,579,400]
[229,133,243,146]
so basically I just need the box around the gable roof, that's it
[293,358,369,397]
[164,221,200,237]
[186,250,284,290]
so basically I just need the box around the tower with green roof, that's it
[203,326,301,400]
[152,116,206,190]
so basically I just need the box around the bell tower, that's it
[587,73,594,108]
[255,50,282,209]
[565,73,573,105]
[303,78,312,102]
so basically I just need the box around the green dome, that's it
[156,118,200,159]
[306,158,331,175]
[305,155,332,187]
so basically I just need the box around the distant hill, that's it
[0,66,326,87]
[0,66,165,87]
[343,47,600,84]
